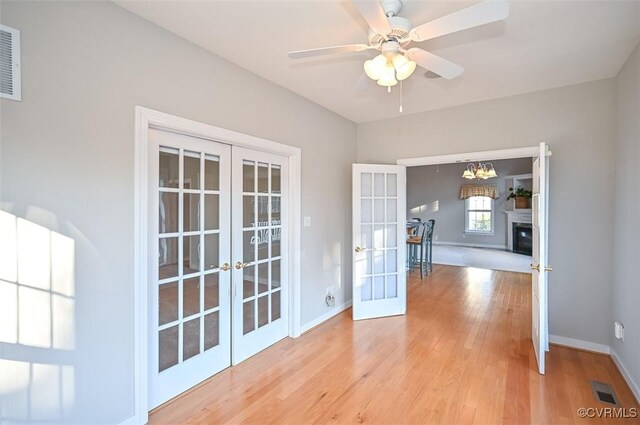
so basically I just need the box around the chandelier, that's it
[462,162,498,180]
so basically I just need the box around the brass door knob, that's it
[355,246,364,253]
[235,261,250,270]
[219,263,231,272]
[531,264,553,272]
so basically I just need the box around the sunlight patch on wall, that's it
[410,204,427,215]
[410,201,440,216]
[0,360,74,421]
[0,209,76,422]
[0,211,76,349]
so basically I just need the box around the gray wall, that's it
[0,2,356,423]
[613,43,640,396]
[407,158,532,248]
[358,79,617,347]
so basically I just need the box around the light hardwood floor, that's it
[149,265,639,424]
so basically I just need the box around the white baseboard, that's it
[117,412,147,425]
[549,334,610,354]
[299,300,352,335]
[433,241,508,250]
[611,349,640,404]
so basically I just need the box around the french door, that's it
[352,164,407,320]
[231,147,288,364]
[531,142,551,374]
[148,129,288,408]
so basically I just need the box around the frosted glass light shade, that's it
[364,54,388,80]
[377,63,397,87]
[392,54,417,81]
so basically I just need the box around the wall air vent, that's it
[0,24,21,101]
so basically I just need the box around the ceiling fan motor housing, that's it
[368,16,412,46]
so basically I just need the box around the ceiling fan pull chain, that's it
[399,80,403,113]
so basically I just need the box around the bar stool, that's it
[407,222,430,278]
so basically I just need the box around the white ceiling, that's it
[116,0,640,123]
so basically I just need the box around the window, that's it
[465,196,493,234]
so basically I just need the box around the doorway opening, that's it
[405,157,533,273]
[397,144,551,375]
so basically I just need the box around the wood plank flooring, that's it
[149,265,639,424]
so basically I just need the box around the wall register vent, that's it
[0,24,21,101]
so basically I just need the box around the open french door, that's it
[352,164,406,320]
[531,142,551,374]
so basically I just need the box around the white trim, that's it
[299,301,352,335]
[117,413,143,425]
[432,241,508,250]
[611,349,640,404]
[131,107,150,425]
[133,106,302,421]
[549,335,610,355]
[398,146,551,167]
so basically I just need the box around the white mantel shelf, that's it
[504,210,532,252]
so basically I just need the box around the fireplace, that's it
[512,222,533,256]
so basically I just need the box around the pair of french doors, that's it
[148,128,288,408]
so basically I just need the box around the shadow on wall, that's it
[0,209,76,422]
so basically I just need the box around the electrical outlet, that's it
[325,287,336,307]
[303,216,311,227]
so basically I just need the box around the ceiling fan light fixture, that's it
[377,75,398,87]
[377,63,398,87]
[394,57,417,81]
[364,54,388,80]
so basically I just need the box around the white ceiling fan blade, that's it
[289,44,372,59]
[409,0,509,42]
[406,48,465,80]
[352,1,391,36]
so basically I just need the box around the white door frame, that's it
[130,106,302,424]
[397,146,547,167]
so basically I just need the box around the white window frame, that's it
[464,196,494,235]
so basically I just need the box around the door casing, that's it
[132,106,302,423]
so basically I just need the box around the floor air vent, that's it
[591,381,618,405]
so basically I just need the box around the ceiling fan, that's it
[288,0,509,88]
